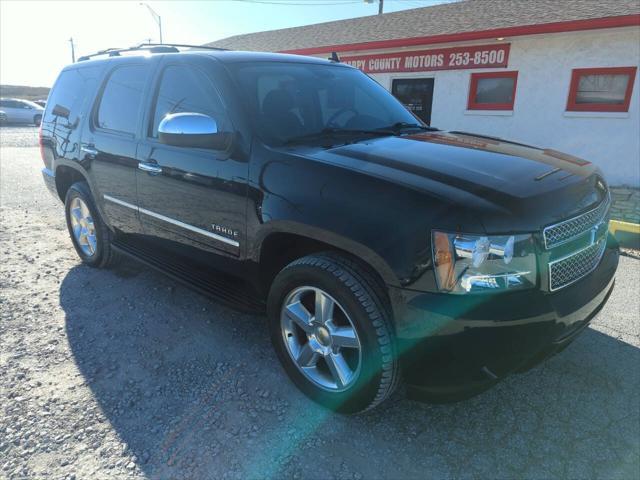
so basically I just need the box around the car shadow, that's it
[60,262,640,479]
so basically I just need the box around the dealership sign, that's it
[342,44,510,74]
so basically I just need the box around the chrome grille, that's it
[548,238,607,291]
[543,195,610,249]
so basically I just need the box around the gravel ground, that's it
[1,126,639,479]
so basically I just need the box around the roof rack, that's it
[77,43,228,62]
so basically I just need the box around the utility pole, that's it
[140,2,163,43]
[69,37,75,63]
[378,0,383,15]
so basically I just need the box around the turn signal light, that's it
[433,231,456,291]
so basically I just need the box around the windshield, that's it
[22,100,42,109]
[228,61,423,146]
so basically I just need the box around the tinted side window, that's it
[97,65,150,135]
[151,65,230,137]
[44,67,101,123]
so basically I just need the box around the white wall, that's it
[350,27,640,187]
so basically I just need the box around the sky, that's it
[0,0,454,88]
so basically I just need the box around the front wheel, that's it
[33,114,42,127]
[267,253,399,413]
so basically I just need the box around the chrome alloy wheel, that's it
[69,197,97,257]
[281,286,362,392]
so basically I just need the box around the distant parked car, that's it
[0,111,6,124]
[33,99,47,108]
[0,98,45,126]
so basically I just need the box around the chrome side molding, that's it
[103,194,239,248]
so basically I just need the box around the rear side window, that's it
[45,67,101,123]
[150,65,230,137]
[97,64,150,135]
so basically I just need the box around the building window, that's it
[567,67,637,112]
[467,71,518,110]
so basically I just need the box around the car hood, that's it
[285,131,607,232]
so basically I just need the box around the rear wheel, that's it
[268,253,399,413]
[33,114,42,127]
[64,181,118,268]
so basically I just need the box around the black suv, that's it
[40,45,618,413]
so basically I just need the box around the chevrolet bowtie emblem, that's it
[590,226,598,245]
[590,221,607,246]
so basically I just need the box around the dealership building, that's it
[208,0,640,190]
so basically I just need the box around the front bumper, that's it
[390,236,619,403]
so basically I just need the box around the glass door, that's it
[391,78,435,125]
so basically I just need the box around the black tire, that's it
[64,181,118,268]
[33,114,42,127]
[267,252,399,414]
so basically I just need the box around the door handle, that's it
[81,145,98,157]
[138,162,163,174]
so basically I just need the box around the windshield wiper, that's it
[381,122,439,133]
[284,127,396,145]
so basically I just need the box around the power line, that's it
[230,0,455,7]
[230,0,362,5]
[388,0,460,4]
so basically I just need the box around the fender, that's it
[250,220,401,288]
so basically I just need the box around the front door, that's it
[391,78,435,125]
[1,99,31,123]
[135,58,247,258]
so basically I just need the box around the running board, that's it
[111,239,265,314]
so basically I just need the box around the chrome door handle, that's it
[81,145,98,156]
[138,162,162,174]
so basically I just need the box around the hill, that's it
[0,85,50,101]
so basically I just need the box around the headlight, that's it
[432,231,537,294]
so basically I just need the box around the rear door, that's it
[15,100,37,123]
[135,56,247,257]
[83,59,155,234]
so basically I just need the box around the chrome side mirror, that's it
[158,112,228,149]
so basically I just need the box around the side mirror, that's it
[52,104,70,119]
[158,112,229,149]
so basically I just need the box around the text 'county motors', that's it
[342,44,510,74]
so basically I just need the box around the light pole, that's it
[364,0,383,15]
[69,37,75,63]
[139,2,163,43]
